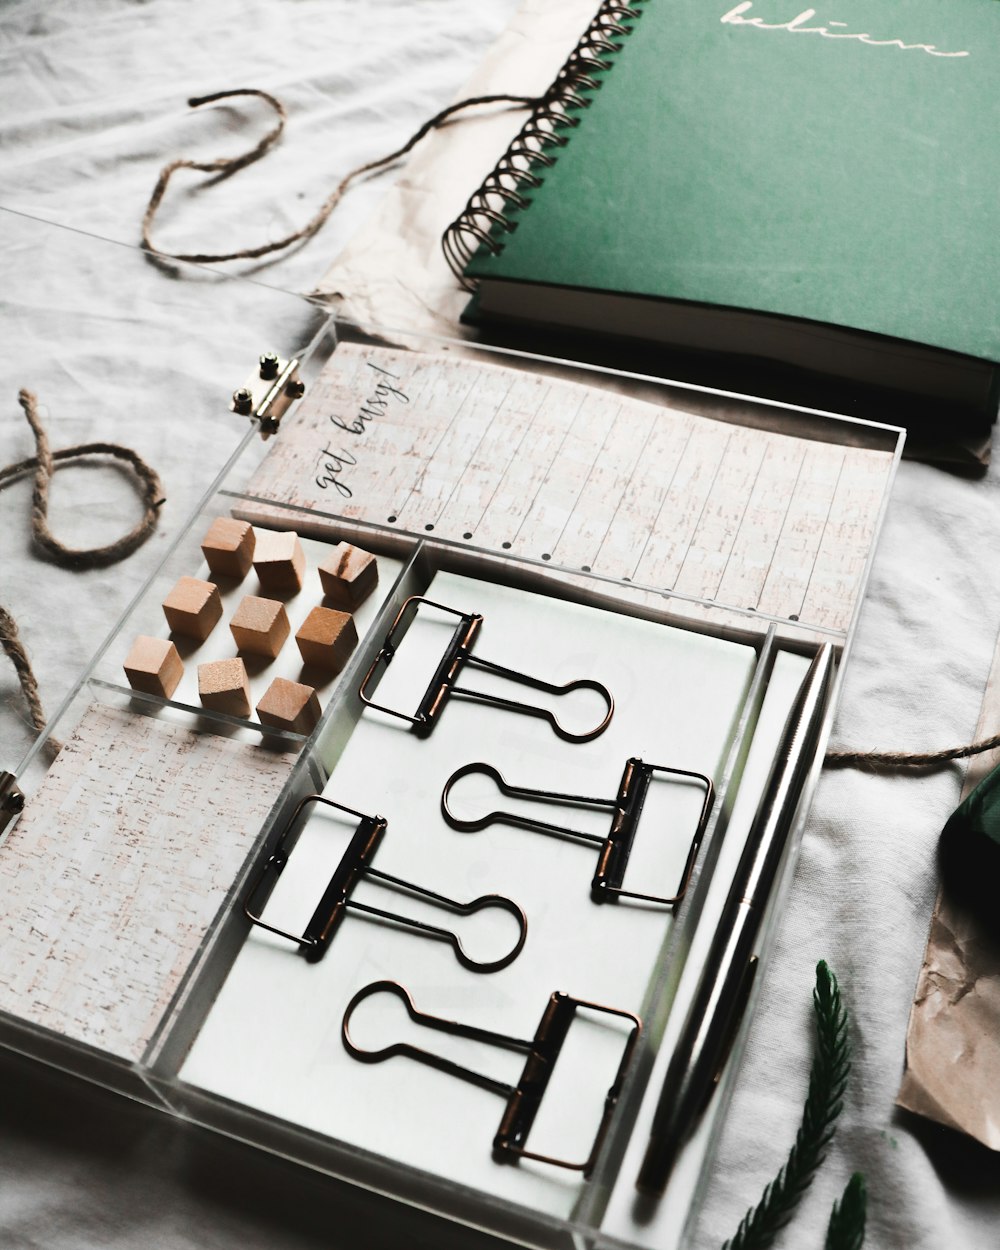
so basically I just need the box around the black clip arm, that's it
[244,795,527,972]
[442,758,714,905]
[342,979,641,1175]
[359,596,613,742]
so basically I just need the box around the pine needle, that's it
[825,1172,867,1250]
[722,960,852,1250]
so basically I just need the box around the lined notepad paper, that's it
[241,343,896,633]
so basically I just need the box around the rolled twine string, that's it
[1,390,165,752]
[141,87,541,265]
[3,389,165,568]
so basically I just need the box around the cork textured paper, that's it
[0,705,291,1060]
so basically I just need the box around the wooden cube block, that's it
[229,595,290,658]
[252,529,306,593]
[295,606,358,672]
[201,516,255,580]
[123,636,183,699]
[163,576,223,641]
[318,542,379,611]
[198,657,251,718]
[257,677,321,734]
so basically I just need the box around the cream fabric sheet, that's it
[2,1,1000,1248]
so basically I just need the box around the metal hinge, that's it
[0,771,25,836]
[230,351,305,438]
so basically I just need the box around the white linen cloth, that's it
[2,1,1000,1248]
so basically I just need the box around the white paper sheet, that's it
[181,571,757,1219]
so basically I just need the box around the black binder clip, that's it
[359,596,613,743]
[342,979,641,1176]
[441,758,713,906]
[244,795,527,973]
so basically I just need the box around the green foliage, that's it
[722,961,854,1250]
[825,1173,867,1250]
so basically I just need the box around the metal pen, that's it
[636,642,835,1196]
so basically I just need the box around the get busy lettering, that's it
[315,362,409,497]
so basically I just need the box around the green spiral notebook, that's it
[444,0,1000,430]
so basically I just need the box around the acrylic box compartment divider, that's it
[0,320,903,1250]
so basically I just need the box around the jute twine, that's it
[825,734,1000,773]
[1,390,165,752]
[141,88,540,265]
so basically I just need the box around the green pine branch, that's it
[722,960,852,1250]
[825,1173,867,1250]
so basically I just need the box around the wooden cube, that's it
[252,529,305,593]
[229,595,290,658]
[257,678,321,734]
[318,542,379,611]
[198,658,251,718]
[163,576,223,641]
[123,636,183,699]
[295,606,357,672]
[201,516,256,580]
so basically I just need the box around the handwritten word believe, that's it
[315,362,409,497]
[721,2,969,57]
